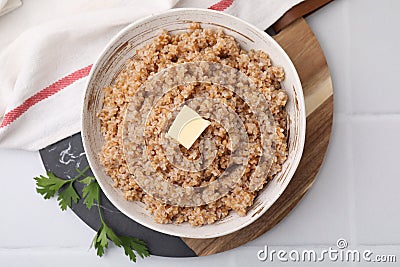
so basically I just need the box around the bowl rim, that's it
[82,7,306,238]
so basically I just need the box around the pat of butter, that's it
[166,105,210,149]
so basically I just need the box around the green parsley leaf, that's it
[97,224,109,250]
[131,238,150,258]
[79,175,95,185]
[104,225,122,246]
[92,222,119,256]
[92,225,107,257]
[120,236,138,262]
[34,172,69,199]
[92,222,149,262]
[119,236,150,262]
[57,182,80,211]
[80,176,99,209]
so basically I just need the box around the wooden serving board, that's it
[40,17,333,257]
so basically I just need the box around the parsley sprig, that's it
[34,167,150,262]
[35,166,89,210]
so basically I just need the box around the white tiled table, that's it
[1,1,400,266]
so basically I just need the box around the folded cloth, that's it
[0,0,21,17]
[0,0,303,150]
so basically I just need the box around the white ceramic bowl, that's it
[82,8,306,239]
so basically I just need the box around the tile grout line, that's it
[243,244,400,249]
[335,112,400,118]
[334,113,397,121]
[347,114,400,119]
[342,1,358,260]
[0,247,92,252]
[347,116,358,249]
[343,0,352,117]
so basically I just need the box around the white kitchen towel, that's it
[0,0,303,150]
[0,0,21,17]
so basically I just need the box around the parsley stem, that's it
[74,165,91,180]
[97,185,105,224]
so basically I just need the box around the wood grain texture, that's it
[273,0,334,32]
[182,18,334,256]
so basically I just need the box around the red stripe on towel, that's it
[208,0,234,11]
[0,65,92,128]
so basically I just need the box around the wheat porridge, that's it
[98,23,288,226]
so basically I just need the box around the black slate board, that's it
[39,133,196,257]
